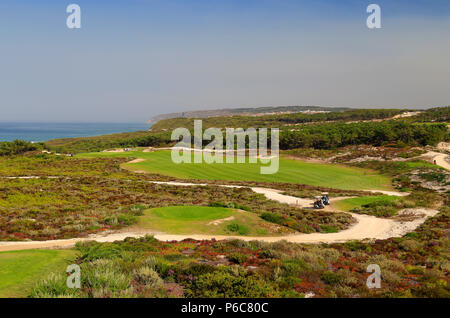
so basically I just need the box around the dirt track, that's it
[0,207,438,251]
[422,151,450,171]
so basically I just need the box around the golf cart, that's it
[313,196,325,209]
[321,193,329,205]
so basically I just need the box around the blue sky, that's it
[0,0,449,122]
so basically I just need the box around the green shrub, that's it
[260,212,283,224]
[185,271,279,297]
[30,273,79,298]
[320,271,344,285]
[0,140,42,156]
[399,239,422,252]
[320,225,338,233]
[228,253,249,265]
[76,242,124,261]
[226,223,240,232]
[209,202,251,211]
[82,259,131,295]
[279,276,302,289]
[184,263,216,277]
[344,241,368,251]
[132,266,164,289]
[405,232,419,238]
[282,259,307,276]
[117,213,137,226]
[226,223,249,235]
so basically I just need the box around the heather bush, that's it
[228,253,249,265]
[399,239,423,252]
[320,271,344,286]
[132,266,164,289]
[185,270,279,298]
[226,223,249,235]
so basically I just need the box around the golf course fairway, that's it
[79,150,392,191]
[0,249,78,297]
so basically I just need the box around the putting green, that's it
[0,249,78,298]
[152,206,233,221]
[78,150,392,191]
[333,195,400,212]
[137,206,286,236]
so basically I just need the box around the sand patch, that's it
[421,151,450,170]
[392,111,422,119]
[437,142,450,152]
[207,216,235,226]
[128,158,145,164]
[102,148,125,153]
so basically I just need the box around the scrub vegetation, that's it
[0,154,353,241]
[334,196,413,217]
[1,106,448,298]
[45,131,172,154]
[30,204,449,298]
[150,108,406,131]
[44,108,449,154]
[0,140,43,156]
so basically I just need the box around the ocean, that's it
[0,122,151,142]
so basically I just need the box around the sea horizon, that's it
[0,122,151,142]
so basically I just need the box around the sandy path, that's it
[365,190,410,197]
[421,151,450,171]
[434,153,450,170]
[0,208,437,251]
[247,187,314,207]
[127,158,145,164]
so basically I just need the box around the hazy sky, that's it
[1,0,449,123]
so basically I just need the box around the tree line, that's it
[0,140,43,156]
[279,121,448,149]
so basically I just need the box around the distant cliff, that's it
[148,105,350,125]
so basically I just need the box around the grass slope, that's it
[137,206,284,236]
[0,249,78,298]
[79,150,392,191]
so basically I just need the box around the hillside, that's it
[43,107,449,153]
[150,108,408,132]
[148,105,351,124]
